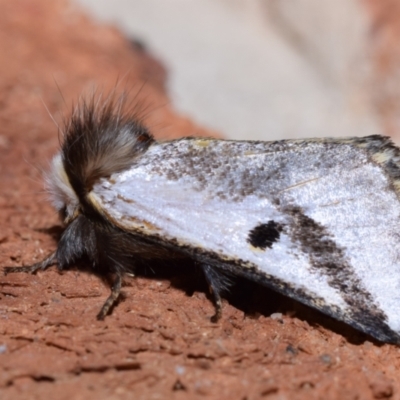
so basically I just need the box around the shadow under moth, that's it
[5,95,400,344]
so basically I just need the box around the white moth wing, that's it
[90,137,400,341]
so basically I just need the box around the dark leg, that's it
[201,264,230,322]
[4,252,57,275]
[97,273,122,320]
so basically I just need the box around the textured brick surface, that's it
[0,1,398,399]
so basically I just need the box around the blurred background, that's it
[76,0,399,142]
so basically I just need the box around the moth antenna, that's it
[126,79,156,122]
[131,78,147,106]
[52,75,67,108]
[135,99,166,122]
[116,67,134,87]
[40,96,61,132]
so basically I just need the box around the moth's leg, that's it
[4,251,57,275]
[97,273,122,320]
[201,264,224,323]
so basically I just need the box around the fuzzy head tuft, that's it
[47,94,155,222]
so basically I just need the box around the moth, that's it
[5,96,400,344]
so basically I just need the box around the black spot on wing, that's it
[247,221,283,250]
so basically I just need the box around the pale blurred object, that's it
[75,0,387,142]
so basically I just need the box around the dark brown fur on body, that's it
[63,97,154,204]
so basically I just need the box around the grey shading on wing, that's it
[90,135,400,343]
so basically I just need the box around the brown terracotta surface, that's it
[0,1,399,399]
